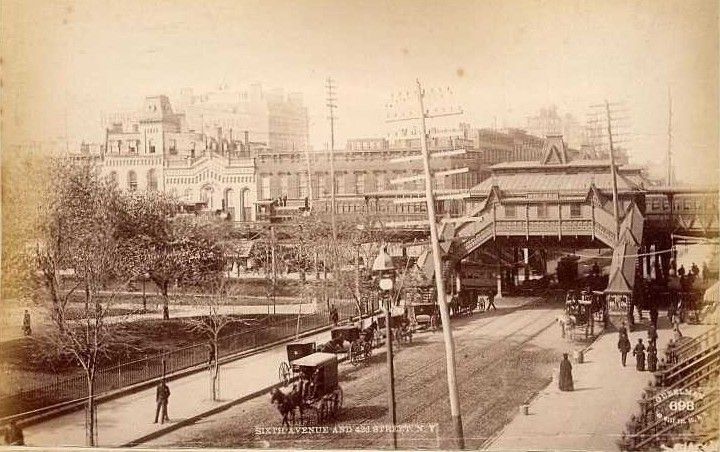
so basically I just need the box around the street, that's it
[145,297,565,449]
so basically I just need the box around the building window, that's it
[299,172,308,198]
[280,174,289,196]
[127,170,137,191]
[148,139,156,154]
[169,139,177,155]
[355,173,365,194]
[504,204,516,218]
[147,169,158,192]
[570,204,582,218]
[376,172,386,192]
[261,176,270,200]
[537,203,549,218]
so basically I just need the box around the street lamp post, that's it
[372,246,397,449]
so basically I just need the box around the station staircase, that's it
[622,328,720,450]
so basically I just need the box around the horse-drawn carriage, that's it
[318,324,374,366]
[409,302,441,331]
[278,341,316,385]
[271,352,343,426]
[561,290,604,339]
[377,311,413,344]
[449,291,478,317]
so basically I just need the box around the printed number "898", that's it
[669,400,695,411]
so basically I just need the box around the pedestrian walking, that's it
[649,304,658,330]
[486,293,497,311]
[3,420,24,446]
[690,262,699,278]
[558,353,574,391]
[154,379,171,424]
[673,324,683,341]
[647,324,658,345]
[329,305,339,326]
[22,310,31,336]
[678,265,686,278]
[647,341,658,372]
[618,331,631,366]
[702,261,709,282]
[633,338,646,371]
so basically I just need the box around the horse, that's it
[270,387,304,428]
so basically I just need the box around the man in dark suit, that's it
[154,380,171,424]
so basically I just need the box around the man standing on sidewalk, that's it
[618,331,631,366]
[154,380,171,424]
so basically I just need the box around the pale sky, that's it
[2,0,718,183]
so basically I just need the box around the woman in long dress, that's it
[647,341,658,372]
[558,353,574,391]
[633,338,646,371]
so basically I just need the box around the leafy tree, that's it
[35,161,138,446]
[120,193,229,319]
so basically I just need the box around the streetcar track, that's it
[148,301,561,449]
[304,309,558,449]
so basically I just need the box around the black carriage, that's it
[377,311,412,344]
[409,302,441,331]
[279,341,316,384]
[292,352,343,423]
[328,325,372,366]
[449,291,478,317]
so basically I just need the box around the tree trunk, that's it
[162,282,170,320]
[86,374,96,446]
[212,359,219,401]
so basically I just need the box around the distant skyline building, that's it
[526,105,586,150]
[174,84,309,153]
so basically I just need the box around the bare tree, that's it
[185,278,258,401]
[34,161,138,446]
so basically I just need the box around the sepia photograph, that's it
[1,0,718,450]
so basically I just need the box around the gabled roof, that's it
[605,241,637,294]
[542,135,569,164]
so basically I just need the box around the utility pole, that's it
[415,79,465,449]
[271,225,277,315]
[605,100,621,241]
[326,77,338,242]
[667,87,673,187]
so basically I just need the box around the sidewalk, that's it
[22,327,337,447]
[488,319,709,451]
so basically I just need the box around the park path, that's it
[487,317,710,451]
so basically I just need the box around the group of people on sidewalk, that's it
[617,309,683,372]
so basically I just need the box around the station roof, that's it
[292,352,337,368]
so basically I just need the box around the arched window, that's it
[128,170,137,191]
[147,169,158,192]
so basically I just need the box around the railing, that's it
[0,301,362,420]
[674,328,719,361]
[623,329,720,450]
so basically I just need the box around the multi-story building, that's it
[173,84,309,153]
[100,95,259,221]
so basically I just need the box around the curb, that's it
[9,313,375,429]
[121,349,359,447]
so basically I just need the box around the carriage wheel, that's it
[430,315,439,332]
[278,362,291,385]
[334,387,344,413]
[349,343,361,366]
[305,405,321,426]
